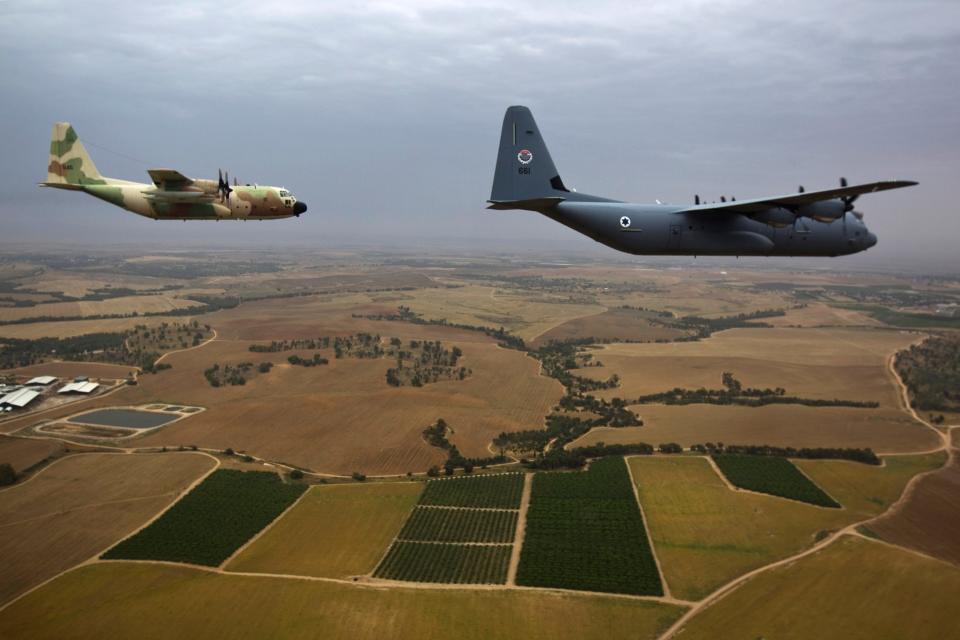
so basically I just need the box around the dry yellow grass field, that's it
[578,403,938,452]
[227,482,422,577]
[583,327,916,402]
[0,436,65,473]
[0,315,195,339]
[0,295,201,322]
[765,303,882,327]
[530,308,687,347]
[628,454,942,600]
[0,562,685,640]
[867,453,960,565]
[400,284,604,341]
[0,452,215,605]
[675,536,960,640]
[128,337,559,474]
[571,327,939,452]
[3,361,136,380]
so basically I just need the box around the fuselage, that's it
[545,201,877,257]
[82,180,304,221]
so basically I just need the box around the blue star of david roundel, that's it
[620,216,631,228]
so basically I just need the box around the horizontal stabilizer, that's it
[677,180,918,214]
[38,182,85,191]
[487,197,566,212]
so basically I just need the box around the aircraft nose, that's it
[293,201,307,215]
[864,231,877,248]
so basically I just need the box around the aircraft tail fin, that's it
[489,106,571,207]
[42,122,107,188]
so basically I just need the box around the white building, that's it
[57,381,100,395]
[0,388,40,409]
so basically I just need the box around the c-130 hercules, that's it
[40,123,306,221]
[489,106,916,257]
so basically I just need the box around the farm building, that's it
[25,376,57,386]
[58,381,100,395]
[0,388,40,409]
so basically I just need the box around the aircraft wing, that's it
[675,180,918,214]
[147,168,194,190]
[143,190,213,202]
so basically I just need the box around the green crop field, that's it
[398,507,518,543]
[516,457,662,596]
[712,455,840,508]
[374,541,512,584]
[419,473,525,509]
[102,469,306,566]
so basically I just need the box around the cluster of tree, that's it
[630,371,878,408]
[0,463,16,486]
[422,419,507,475]
[690,442,880,465]
[535,341,621,393]
[203,362,264,387]
[384,340,470,387]
[287,354,328,367]
[357,306,526,350]
[895,336,960,412]
[641,308,786,341]
[523,442,656,470]
[250,337,331,352]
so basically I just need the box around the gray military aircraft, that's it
[489,106,916,257]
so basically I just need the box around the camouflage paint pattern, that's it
[41,122,303,221]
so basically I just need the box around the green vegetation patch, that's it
[398,507,517,543]
[712,455,840,508]
[102,469,306,566]
[516,457,662,596]
[419,473,524,510]
[895,335,960,414]
[374,541,511,584]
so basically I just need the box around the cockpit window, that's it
[279,190,290,197]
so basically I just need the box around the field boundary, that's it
[506,473,531,585]
[704,454,844,510]
[220,482,314,569]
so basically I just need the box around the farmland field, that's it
[0,435,65,474]
[711,455,840,507]
[530,307,688,347]
[867,453,960,565]
[397,507,518,543]
[419,473,525,509]
[103,469,306,566]
[226,482,422,578]
[628,454,943,600]
[0,294,201,322]
[0,562,685,640]
[572,402,937,453]
[674,536,960,640]
[0,452,215,605]
[517,457,662,596]
[374,541,512,584]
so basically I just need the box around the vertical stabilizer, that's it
[45,123,106,187]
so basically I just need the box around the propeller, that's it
[839,177,859,212]
[217,169,233,203]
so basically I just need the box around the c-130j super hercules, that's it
[490,106,917,257]
[41,123,306,221]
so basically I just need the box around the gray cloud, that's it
[0,0,957,268]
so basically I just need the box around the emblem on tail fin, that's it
[517,149,533,165]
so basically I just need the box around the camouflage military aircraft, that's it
[41,123,306,221]
[490,106,917,257]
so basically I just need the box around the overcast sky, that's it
[1,0,958,269]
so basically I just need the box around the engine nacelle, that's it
[750,207,796,227]
[797,200,845,222]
